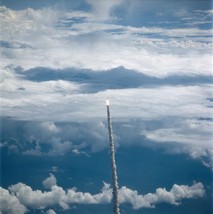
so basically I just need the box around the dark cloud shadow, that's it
[0,40,32,49]
[16,66,213,93]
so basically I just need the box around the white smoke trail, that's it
[106,99,120,214]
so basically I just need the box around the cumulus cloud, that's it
[43,174,57,189]
[119,182,205,209]
[8,183,68,210]
[46,209,56,214]
[40,122,60,134]
[1,118,109,155]
[0,187,27,214]
[0,180,205,213]
[46,137,73,156]
[6,181,111,211]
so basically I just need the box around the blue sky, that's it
[0,0,212,213]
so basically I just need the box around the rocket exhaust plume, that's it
[106,98,120,214]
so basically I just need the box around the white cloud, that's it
[141,118,213,167]
[65,182,112,204]
[119,182,205,209]
[143,118,212,146]
[1,73,212,121]
[0,3,211,213]
[40,122,60,134]
[72,149,89,157]
[0,4,212,169]
[0,6,212,77]
[1,72,212,164]
[46,209,56,214]
[47,137,73,156]
[8,183,68,210]
[1,117,109,156]
[43,174,57,189]
[1,180,205,213]
[86,0,123,21]
[0,187,27,214]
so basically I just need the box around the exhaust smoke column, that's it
[106,98,120,214]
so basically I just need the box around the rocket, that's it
[106,98,120,214]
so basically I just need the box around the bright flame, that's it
[106,98,110,106]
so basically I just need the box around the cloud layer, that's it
[0,174,205,214]
[1,4,212,167]
[1,78,212,166]
[1,5,212,76]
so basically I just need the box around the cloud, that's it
[1,69,212,121]
[40,122,60,134]
[1,179,205,213]
[43,174,57,189]
[0,118,109,155]
[119,182,205,209]
[72,149,89,157]
[141,118,213,168]
[18,66,213,92]
[6,181,112,211]
[177,9,213,26]
[46,209,56,214]
[143,119,212,146]
[46,137,73,156]
[86,0,123,21]
[21,137,74,157]
[1,82,212,165]
[8,183,68,210]
[0,6,212,76]
[0,187,27,214]
[0,6,59,36]
[0,2,212,171]
[65,182,112,204]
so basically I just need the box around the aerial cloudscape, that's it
[0,0,212,213]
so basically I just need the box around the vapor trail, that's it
[106,98,120,214]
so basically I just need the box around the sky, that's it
[0,0,212,213]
